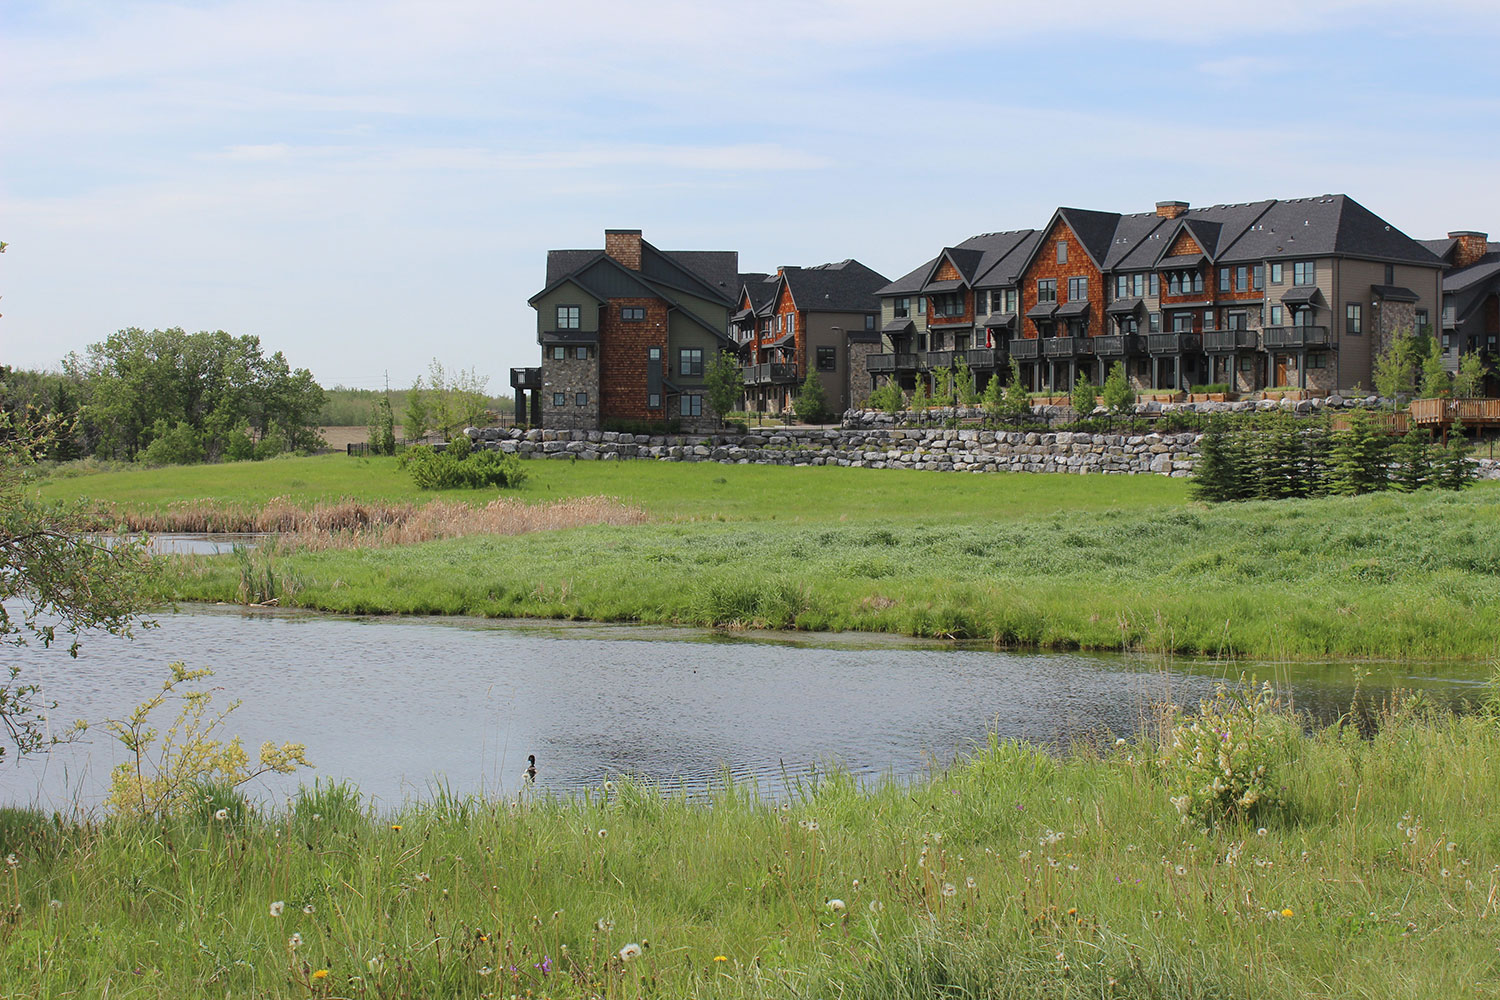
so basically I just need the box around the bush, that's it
[868,377,904,414]
[136,419,205,467]
[1069,371,1097,417]
[223,422,255,462]
[1189,383,1230,395]
[793,370,832,424]
[1159,679,1294,829]
[403,447,528,490]
[1101,361,1135,414]
[601,417,681,436]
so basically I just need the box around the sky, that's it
[4,0,1500,393]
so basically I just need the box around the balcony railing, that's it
[1092,334,1143,356]
[1262,326,1331,349]
[966,347,1000,369]
[509,366,541,390]
[1203,328,1257,352]
[1043,336,1080,358]
[1147,332,1203,354]
[1410,397,1500,427]
[865,353,922,374]
[1010,339,1040,359]
[741,363,798,384]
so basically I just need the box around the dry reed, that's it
[105,495,648,549]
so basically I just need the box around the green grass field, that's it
[4,707,1497,999]
[39,455,1500,660]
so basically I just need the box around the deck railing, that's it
[1409,397,1500,427]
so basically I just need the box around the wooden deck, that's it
[1409,397,1500,429]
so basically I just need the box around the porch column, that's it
[530,389,542,426]
[1151,356,1160,389]
[1298,351,1307,389]
[515,390,527,426]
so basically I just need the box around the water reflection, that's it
[3,606,1484,812]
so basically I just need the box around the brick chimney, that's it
[1449,230,1489,268]
[605,229,643,270]
[1156,200,1190,219]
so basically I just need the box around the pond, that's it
[3,605,1485,813]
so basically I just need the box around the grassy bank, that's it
[3,707,1497,999]
[38,455,1500,660]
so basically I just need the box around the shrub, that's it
[223,421,255,462]
[794,369,832,424]
[1069,371,1097,418]
[1159,679,1294,829]
[1189,383,1230,395]
[868,377,904,415]
[136,419,205,466]
[1101,361,1134,414]
[447,429,472,458]
[404,447,528,490]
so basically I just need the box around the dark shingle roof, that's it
[1056,207,1124,266]
[970,230,1042,288]
[545,250,604,286]
[737,272,779,314]
[779,259,890,313]
[876,257,936,297]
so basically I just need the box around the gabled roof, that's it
[969,229,1042,288]
[876,257,936,297]
[532,248,735,347]
[1056,208,1124,266]
[638,241,738,304]
[930,246,985,285]
[736,272,778,315]
[776,259,890,313]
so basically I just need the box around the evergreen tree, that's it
[955,359,979,406]
[1101,361,1135,415]
[931,366,954,406]
[1070,371,1097,421]
[1327,409,1390,496]
[1439,416,1478,491]
[981,370,1004,421]
[909,374,931,413]
[793,369,831,425]
[1190,416,1244,502]
[1002,357,1031,424]
[1390,427,1433,492]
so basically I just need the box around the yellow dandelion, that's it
[713,955,728,963]
[390,824,402,831]
[311,969,328,980]
[1281,907,1294,918]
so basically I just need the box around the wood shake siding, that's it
[1164,231,1204,257]
[1020,221,1103,338]
[598,296,669,422]
[933,260,961,282]
[776,283,804,376]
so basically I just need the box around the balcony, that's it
[865,353,922,374]
[1043,336,1081,358]
[1204,328,1257,352]
[741,362,798,384]
[1093,334,1143,356]
[1147,332,1203,354]
[1262,326,1331,349]
[509,367,541,390]
[1010,339,1040,360]
[966,347,1000,369]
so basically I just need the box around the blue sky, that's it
[4,0,1500,392]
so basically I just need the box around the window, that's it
[1034,321,1054,339]
[917,297,926,315]
[1133,273,1147,297]
[786,313,796,335]
[1172,313,1194,332]
[680,394,702,417]
[556,305,581,329]
[620,306,645,321]
[1416,308,1430,332]
[932,292,965,317]
[551,345,566,360]
[1149,273,1160,297]
[574,346,591,360]
[1037,279,1057,303]
[1384,264,1395,285]
[1293,307,1314,328]
[648,392,661,408]
[893,296,910,318]
[1057,241,1068,264]
[816,346,836,371]
[865,314,876,330]
[1227,311,1247,330]
[1346,303,1362,335]
[1443,333,1454,352]
[1293,260,1316,285]
[1218,268,1231,292]
[1204,310,1214,328]
[1239,357,1255,372]
[1269,304,1284,326]
[1307,354,1327,369]
[575,392,588,406]
[552,392,565,406]
[1235,266,1248,292]
[1067,277,1088,301]
[1270,263,1283,284]
[1116,275,1129,298]
[931,331,945,350]
[1067,319,1087,339]
[776,314,783,333]
[679,348,704,376]
[648,346,661,360]
[1119,316,1139,334]
[1252,265,1264,291]
[1149,312,1161,333]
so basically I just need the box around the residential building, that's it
[732,260,887,415]
[516,229,738,430]
[869,195,1444,396]
[1421,231,1500,394]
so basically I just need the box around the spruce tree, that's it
[1440,417,1477,491]
[1101,361,1135,415]
[1002,357,1031,424]
[1070,371,1098,422]
[981,370,1004,421]
[1190,416,1241,502]
[1390,427,1433,492]
[793,369,831,425]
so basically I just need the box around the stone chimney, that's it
[1156,200,1189,219]
[604,229,643,270]
[1449,230,1489,268]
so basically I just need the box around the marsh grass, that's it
[1,705,1496,998]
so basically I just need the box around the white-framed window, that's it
[556,305,581,329]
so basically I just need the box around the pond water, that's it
[3,605,1485,813]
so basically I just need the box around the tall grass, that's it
[2,705,1496,998]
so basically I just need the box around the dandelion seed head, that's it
[303,903,315,915]
[48,899,61,910]
[826,898,846,913]
[598,828,608,839]
[288,932,303,949]
[214,808,229,821]
[269,900,285,917]
[618,943,643,961]
[941,882,956,897]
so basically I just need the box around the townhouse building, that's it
[516,229,738,431]
[1422,230,1500,395]
[732,260,887,415]
[868,195,1444,397]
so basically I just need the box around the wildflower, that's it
[597,828,608,839]
[1066,907,1077,916]
[390,824,402,831]
[941,883,956,898]
[1115,737,1126,746]
[1174,866,1187,876]
[1447,842,1457,852]
[303,904,316,915]
[214,808,229,821]
[1055,951,1066,962]
[713,955,728,963]
[595,917,615,932]
[1256,828,1267,837]
[269,901,285,917]
[289,933,303,948]
[826,898,846,913]
[48,899,61,910]
[618,943,643,961]
[311,813,321,821]
[478,965,493,976]
[965,877,976,890]
[807,820,820,831]
[1441,868,1451,878]
[603,780,615,792]
[415,872,431,883]
[311,969,328,980]
[1281,908,1294,918]
[367,956,383,972]
[868,899,884,913]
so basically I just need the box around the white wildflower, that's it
[269,900,285,917]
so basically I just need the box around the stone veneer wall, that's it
[539,353,600,430]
